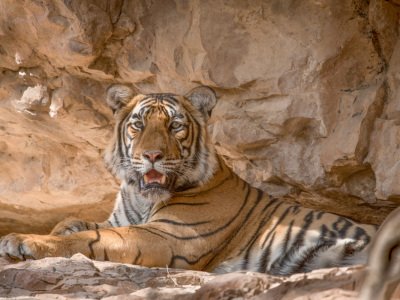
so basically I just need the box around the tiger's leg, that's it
[50,218,111,236]
[51,188,150,236]
[0,225,199,269]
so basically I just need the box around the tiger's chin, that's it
[140,188,172,203]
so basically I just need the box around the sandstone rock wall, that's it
[0,0,399,234]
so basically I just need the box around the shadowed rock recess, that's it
[0,0,399,299]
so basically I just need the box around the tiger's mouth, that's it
[139,169,169,190]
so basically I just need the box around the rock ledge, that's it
[0,254,366,299]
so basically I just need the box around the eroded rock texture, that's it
[0,254,374,299]
[0,1,399,233]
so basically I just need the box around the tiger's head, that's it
[104,85,218,203]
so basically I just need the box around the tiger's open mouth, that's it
[140,169,169,190]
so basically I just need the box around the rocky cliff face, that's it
[0,0,399,235]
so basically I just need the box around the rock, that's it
[366,39,400,202]
[12,84,49,115]
[195,272,276,299]
[1,2,400,298]
[0,255,369,300]
[0,76,117,237]
[0,0,399,253]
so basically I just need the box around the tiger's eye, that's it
[133,121,144,129]
[170,121,183,131]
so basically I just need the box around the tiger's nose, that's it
[142,150,164,163]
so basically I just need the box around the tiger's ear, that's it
[185,86,217,118]
[106,84,135,113]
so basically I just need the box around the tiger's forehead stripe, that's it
[131,95,185,120]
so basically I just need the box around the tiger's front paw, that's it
[0,233,59,261]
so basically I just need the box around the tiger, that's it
[0,85,378,276]
[360,207,400,300]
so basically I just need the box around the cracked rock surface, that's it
[0,254,381,300]
[0,5,400,299]
[1,0,399,236]
[1,1,400,298]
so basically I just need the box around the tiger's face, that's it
[105,86,217,203]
